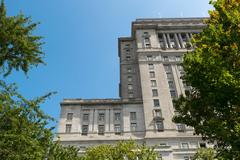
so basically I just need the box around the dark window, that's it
[82,125,88,135]
[98,113,105,122]
[98,125,105,135]
[153,99,160,107]
[152,89,158,97]
[130,112,137,120]
[65,124,72,133]
[83,114,89,121]
[67,113,73,121]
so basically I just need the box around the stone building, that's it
[57,18,209,160]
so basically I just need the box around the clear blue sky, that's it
[6,0,212,131]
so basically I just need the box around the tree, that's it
[0,0,44,77]
[80,141,159,160]
[173,0,240,159]
[0,1,81,159]
[193,148,217,160]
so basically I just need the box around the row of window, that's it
[143,32,197,49]
[67,111,137,122]
[65,124,122,135]
[65,122,139,135]
[65,122,187,134]
[66,112,137,134]
[146,55,182,62]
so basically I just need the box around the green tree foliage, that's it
[0,1,81,159]
[0,0,44,77]
[47,141,81,160]
[173,0,240,159]
[80,141,159,160]
[0,81,55,159]
[193,148,217,160]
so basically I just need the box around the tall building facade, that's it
[57,18,209,160]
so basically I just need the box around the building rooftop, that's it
[61,98,143,105]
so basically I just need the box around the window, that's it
[155,110,162,117]
[153,99,160,107]
[163,64,171,72]
[168,81,175,89]
[144,38,151,48]
[130,112,137,121]
[127,68,132,73]
[150,71,155,78]
[126,56,131,61]
[144,32,149,36]
[152,89,158,97]
[114,124,121,135]
[130,123,137,132]
[166,72,173,79]
[98,113,105,122]
[177,124,185,132]
[98,125,105,135]
[200,143,206,148]
[67,113,73,121]
[82,125,88,135]
[160,143,167,147]
[83,114,89,121]
[65,124,72,133]
[156,121,164,132]
[127,76,132,82]
[163,56,169,61]
[125,44,130,48]
[114,113,121,121]
[170,90,177,98]
[176,56,181,61]
[151,80,157,87]
[181,143,189,149]
[128,92,134,98]
[148,64,154,70]
[128,84,133,90]
[184,156,193,160]
[147,55,153,61]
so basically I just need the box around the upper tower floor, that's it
[118,18,206,99]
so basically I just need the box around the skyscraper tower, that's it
[57,18,209,160]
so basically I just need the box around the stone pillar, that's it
[174,33,181,49]
[163,34,168,48]
[166,34,171,48]
[109,109,114,134]
[186,33,191,42]
[105,108,110,132]
[89,109,94,133]
[178,33,184,48]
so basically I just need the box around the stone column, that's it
[105,108,110,132]
[178,33,184,48]
[174,33,181,49]
[163,34,168,49]
[186,33,191,42]
[166,34,171,48]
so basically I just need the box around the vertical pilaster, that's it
[163,34,168,48]
[178,33,184,48]
[166,34,171,48]
[174,33,181,49]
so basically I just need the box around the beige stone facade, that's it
[57,18,209,160]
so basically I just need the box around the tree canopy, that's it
[0,0,44,77]
[0,1,81,159]
[173,0,240,159]
[79,141,159,160]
